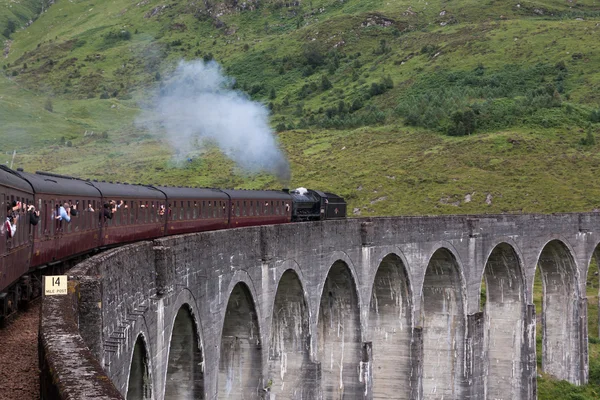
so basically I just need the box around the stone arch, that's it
[368,253,413,399]
[584,241,600,339]
[481,242,525,400]
[535,239,582,383]
[164,304,204,399]
[268,269,313,398]
[420,247,465,399]
[126,334,152,400]
[317,259,363,398]
[218,282,262,398]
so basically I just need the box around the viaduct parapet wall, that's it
[39,214,600,399]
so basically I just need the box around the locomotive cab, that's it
[290,188,346,221]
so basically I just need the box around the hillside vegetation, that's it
[2,0,600,398]
[1,0,600,209]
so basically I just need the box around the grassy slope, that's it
[2,1,600,398]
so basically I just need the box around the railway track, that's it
[0,300,40,400]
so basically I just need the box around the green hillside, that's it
[1,1,600,204]
[0,0,598,216]
[2,0,600,397]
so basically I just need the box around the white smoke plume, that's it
[137,60,290,182]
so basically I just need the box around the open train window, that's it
[67,200,72,233]
[50,200,55,233]
[114,201,120,227]
[130,202,136,224]
[180,201,184,220]
[37,199,42,236]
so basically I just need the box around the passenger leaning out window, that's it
[56,203,71,222]
[28,205,40,226]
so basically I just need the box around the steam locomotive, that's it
[0,165,346,323]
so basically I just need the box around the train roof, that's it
[220,189,292,201]
[150,185,228,200]
[0,166,34,193]
[89,181,165,200]
[16,170,100,197]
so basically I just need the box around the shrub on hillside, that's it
[395,64,581,135]
[2,20,16,39]
[103,30,132,47]
[580,127,596,146]
[303,42,325,67]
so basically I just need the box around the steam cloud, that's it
[137,60,290,182]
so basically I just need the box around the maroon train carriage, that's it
[222,189,292,228]
[17,171,103,268]
[0,166,35,316]
[0,164,347,325]
[152,186,230,236]
[89,181,166,246]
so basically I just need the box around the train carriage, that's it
[17,171,103,267]
[0,165,347,324]
[222,189,292,228]
[88,181,166,246]
[151,186,230,235]
[0,167,35,300]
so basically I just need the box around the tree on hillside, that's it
[321,75,332,91]
[2,20,16,38]
[581,126,596,146]
[303,42,325,67]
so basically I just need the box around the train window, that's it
[38,199,42,236]
[51,200,56,233]
[234,201,239,217]
[193,202,197,219]
[66,200,72,233]
[121,201,131,225]
[187,201,191,219]
[242,201,246,217]
[114,202,120,226]
[43,200,48,235]
[180,201,184,220]
[172,202,177,221]
[131,202,136,224]
[150,202,155,223]
[1,194,5,223]
[83,200,88,230]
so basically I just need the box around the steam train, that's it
[0,165,346,323]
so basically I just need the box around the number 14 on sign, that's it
[44,275,68,296]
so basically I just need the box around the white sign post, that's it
[44,275,68,296]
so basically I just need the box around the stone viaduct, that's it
[39,214,600,399]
